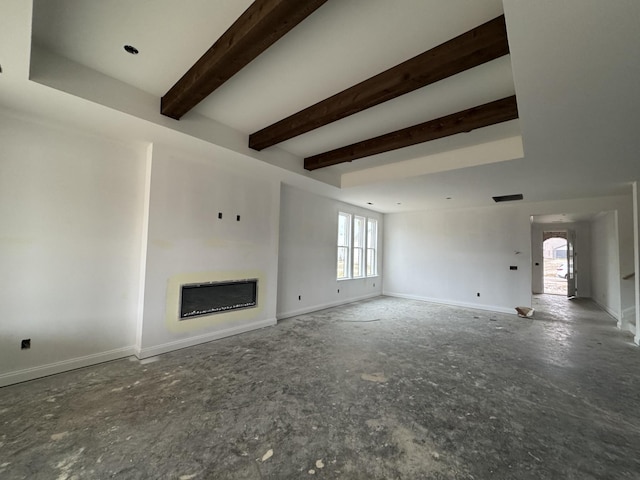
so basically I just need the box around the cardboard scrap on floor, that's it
[515,307,534,318]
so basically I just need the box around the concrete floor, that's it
[1,295,639,479]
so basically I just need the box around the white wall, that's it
[531,222,591,297]
[384,195,633,316]
[384,204,531,314]
[0,109,145,386]
[590,212,623,321]
[634,181,640,343]
[138,144,281,357]
[277,184,383,319]
[617,196,637,334]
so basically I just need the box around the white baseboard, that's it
[136,318,276,359]
[383,291,516,315]
[592,298,620,322]
[620,306,636,334]
[277,293,381,320]
[0,346,136,388]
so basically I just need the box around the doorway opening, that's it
[543,233,567,295]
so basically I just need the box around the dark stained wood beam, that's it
[161,0,328,120]
[250,15,509,151]
[304,96,518,170]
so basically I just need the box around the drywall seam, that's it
[0,346,136,388]
[276,293,381,320]
[383,292,516,315]
[136,318,276,359]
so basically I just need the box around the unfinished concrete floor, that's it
[1,295,639,479]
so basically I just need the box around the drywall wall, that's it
[384,195,633,316]
[590,212,622,321]
[384,203,531,313]
[530,222,591,297]
[0,109,145,386]
[138,144,280,357]
[277,184,383,319]
[634,181,640,342]
[617,192,637,335]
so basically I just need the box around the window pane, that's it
[354,216,365,248]
[353,247,363,277]
[338,212,352,279]
[367,219,377,249]
[338,212,351,247]
[366,219,377,276]
[367,248,376,276]
[337,246,349,279]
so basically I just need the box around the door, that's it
[567,229,577,298]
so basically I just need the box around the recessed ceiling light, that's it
[124,45,139,55]
[367,202,373,205]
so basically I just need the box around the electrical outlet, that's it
[21,339,31,350]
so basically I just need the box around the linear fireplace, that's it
[180,278,258,319]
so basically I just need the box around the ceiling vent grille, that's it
[492,194,523,203]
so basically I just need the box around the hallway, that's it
[1,296,639,479]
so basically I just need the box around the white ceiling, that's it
[1,0,639,214]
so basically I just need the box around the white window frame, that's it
[337,211,379,280]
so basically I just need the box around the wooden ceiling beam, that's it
[304,96,519,171]
[250,15,509,151]
[161,0,328,120]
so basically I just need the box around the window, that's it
[337,212,378,279]
[353,216,365,277]
[337,212,351,279]
[366,218,378,276]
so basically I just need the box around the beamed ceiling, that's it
[2,0,637,213]
[156,4,517,172]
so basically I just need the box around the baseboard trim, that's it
[383,292,516,315]
[277,293,381,320]
[620,306,636,333]
[0,346,136,388]
[634,335,640,346]
[136,318,277,359]
[592,298,620,322]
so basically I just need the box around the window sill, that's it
[337,275,380,282]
